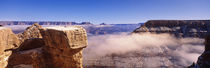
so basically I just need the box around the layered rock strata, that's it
[133,20,210,38]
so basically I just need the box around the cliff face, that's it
[0,21,92,25]
[0,24,87,68]
[133,20,210,38]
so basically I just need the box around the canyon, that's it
[83,20,210,68]
[1,20,210,68]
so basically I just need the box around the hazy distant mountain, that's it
[0,21,93,25]
[1,21,141,35]
[83,24,141,35]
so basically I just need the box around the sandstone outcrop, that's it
[0,27,19,68]
[17,23,43,43]
[133,20,210,38]
[7,47,45,68]
[0,24,87,68]
[40,26,87,68]
[6,23,45,68]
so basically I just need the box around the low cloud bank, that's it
[4,25,205,67]
[83,33,204,67]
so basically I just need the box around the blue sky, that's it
[0,0,210,24]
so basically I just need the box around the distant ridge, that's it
[0,21,93,25]
[142,20,210,27]
[133,20,210,38]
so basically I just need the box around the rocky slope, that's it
[0,24,88,68]
[133,20,210,38]
[0,21,92,25]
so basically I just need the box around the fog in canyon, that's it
[84,33,204,68]
[4,25,205,68]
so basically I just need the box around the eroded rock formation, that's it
[0,27,19,68]
[0,24,87,68]
[17,23,43,43]
[40,26,87,68]
[133,20,210,38]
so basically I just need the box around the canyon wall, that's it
[0,24,88,68]
[133,20,210,38]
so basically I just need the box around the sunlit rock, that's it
[0,27,19,68]
[40,26,87,68]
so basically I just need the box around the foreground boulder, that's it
[6,25,87,68]
[40,26,87,68]
[0,27,19,68]
[133,20,210,38]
